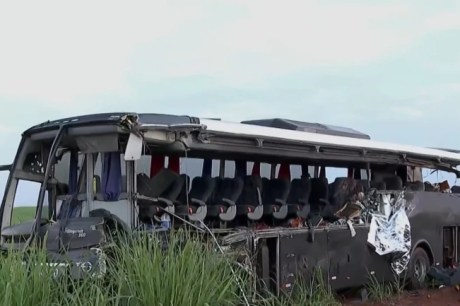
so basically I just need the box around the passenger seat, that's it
[262,178,291,220]
[176,174,191,204]
[175,176,216,221]
[236,176,264,221]
[451,186,460,194]
[286,177,311,218]
[370,180,386,190]
[137,169,184,222]
[406,181,425,191]
[382,175,403,190]
[330,177,365,209]
[308,177,329,225]
[424,182,435,192]
[327,177,357,221]
[208,177,244,221]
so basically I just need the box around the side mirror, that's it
[0,164,11,171]
[124,133,143,161]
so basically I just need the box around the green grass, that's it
[0,230,339,306]
[257,269,340,306]
[12,206,36,224]
[366,272,405,303]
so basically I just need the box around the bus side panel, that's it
[278,229,329,292]
[327,226,381,289]
[365,246,395,284]
[408,192,460,267]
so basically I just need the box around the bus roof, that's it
[242,118,370,139]
[23,112,460,167]
[200,119,460,166]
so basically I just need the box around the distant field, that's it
[12,206,36,224]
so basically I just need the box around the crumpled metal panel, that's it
[367,194,411,275]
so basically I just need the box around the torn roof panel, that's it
[24,112,200,135]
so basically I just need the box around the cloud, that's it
[1,0,452,110]
[0,1,458,147]
[0,1,206,107]
[128,1,429,87]
[0,125,14,135]
[424,8,460,30]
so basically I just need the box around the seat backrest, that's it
[406,180,424,192]
[212,177,244,204]
[161,174,185,200]
[262,177,270,191]
[329,177,359,209]
[424,182,434,192]
[383,175,403,190]
[177,174,191,204]
[188,176,216,203]
[137,169,179,203]
[370,180,386,190]
[309,177,328,214]
[262,178,290,204]
[237,175,263,205]
[309,177,329,203]
[287,178,311,204]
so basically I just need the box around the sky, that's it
[1,0,460,203]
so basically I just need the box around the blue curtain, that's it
[101,152,122,201]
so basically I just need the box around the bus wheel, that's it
[407,247,430,289]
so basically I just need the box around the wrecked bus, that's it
[1,113,460,292]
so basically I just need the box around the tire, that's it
[407,247,430,289]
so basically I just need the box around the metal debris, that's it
[367,192,411,274]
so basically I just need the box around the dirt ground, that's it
[343,287,460,306]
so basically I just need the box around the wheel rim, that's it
[414,258,426,282]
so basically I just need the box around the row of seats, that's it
[136,169,376,223]
[136,169,314,222]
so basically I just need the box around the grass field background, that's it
[0,227,339,305]
[12,206,36,224]
[2,207,340,305]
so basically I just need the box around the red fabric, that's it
[278,163,291,180]
[251,162,260,176]
[168,156,180,173]
[150,154,165,177]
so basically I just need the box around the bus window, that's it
[212,160,220,177]
[180,158,202,180]
[260,163,271,178]
[290,165,302,179]
[136,155,152,176]
[407,166,422,183]
[326,167,348,182]
[246,162,271,178]
[11,180,47,224]
[423,168,457,188]
[224,160,235,178]
[179,158,220,179]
